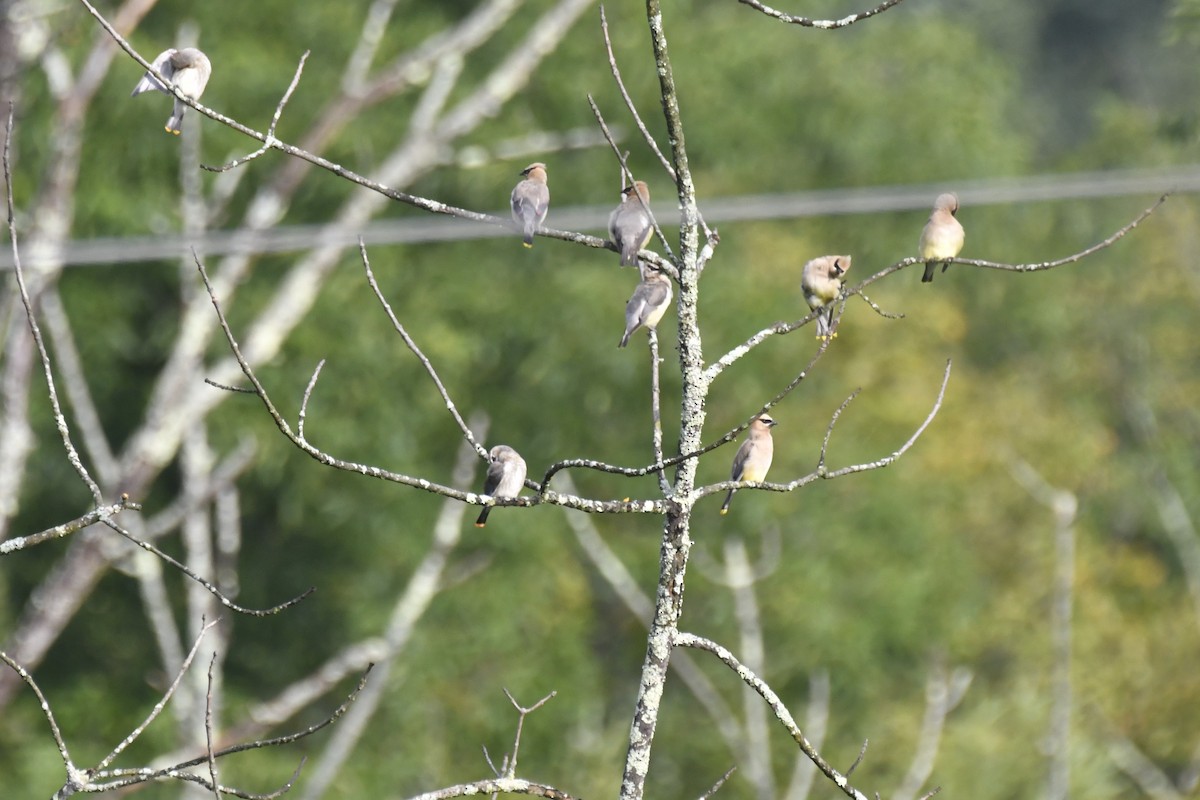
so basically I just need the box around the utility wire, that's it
[3,163,1195,271]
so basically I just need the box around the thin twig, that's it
[4,104,102,503]
[698,767,737,800]
[649,330,670,494]
[737,0,907,29]
[0,651,75,774]
[598,5,714,242]
[500,689,557,779]
[404,778,580,800]
[845,740,869,778]
[298,359,326,442]
[205,652,221,800]
[586,95,676,267]
[102,518,313,616]
[360,238,486,457]
[818,390,862,472]
[674,633,872,800]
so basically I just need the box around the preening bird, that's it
[475,445,528,528]
[510,162,550,248]
[918,192,965,283]
[619,266,673,348]
[131,48,212,135]
[608,181,654,267]
[801,255,851,340]
[720,414,777,515]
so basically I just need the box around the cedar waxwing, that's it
[608,181,653,267]
[510,162,549,248]
[131,48,212,135]
[475,445,528,528]
[918,192,965,283]
[801,255,851,340]
[619,266,673,348]
[720,414,777,515]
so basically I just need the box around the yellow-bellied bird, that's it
[608,181,653,267]
[720,414,777,515]
[510,162,549,248]
[619,266,673,348]
[131,48,212,135]
[475,445,528,528]
[801,255,851,340]
[918,192,965,283]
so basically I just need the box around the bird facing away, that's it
[475,445,528,528]
[510,162,550,248]
[619,266,673,348]
[720,414,777,515]
[131,48,212,135]
[918,192,965,283]
[801,255,851,340]
[608,180,654,267]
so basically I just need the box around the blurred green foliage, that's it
[3,0,1199,798]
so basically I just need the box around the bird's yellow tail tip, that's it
[719,508,728,516]
[522,242,533,249]
[473,522,486,529]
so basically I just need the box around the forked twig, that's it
[698,360,951,504]
[206,50,312,172]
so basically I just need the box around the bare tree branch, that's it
[674,632,874,800]
[696,360,951,505]
[0,497,138,554]
[736,0,906,29]
[404,778,579,800]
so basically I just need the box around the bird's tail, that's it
[921,261,936,283]
[618,330,631,348]
[474,506,491,528]
[720,489,735,515]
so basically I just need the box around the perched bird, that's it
[475,445,528,528]
[131,47,212,135]
[619,266,673,348]
[801,255,851,340]
[720,414,777,515]
[608,180,654,267]
[918,192,965,283]
[510,162,549,248]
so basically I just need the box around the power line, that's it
[3,164,1195,270]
